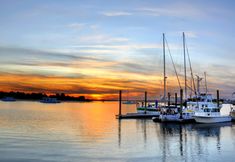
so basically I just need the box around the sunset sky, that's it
[0,0,235,100]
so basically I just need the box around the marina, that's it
[1,0,235,161]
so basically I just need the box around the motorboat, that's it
[136,101,161,115]
[192,94,231,123]
[1,97,16,102]
[123,100,136,104]
[40,97,60,103]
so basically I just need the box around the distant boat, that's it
[1,97,16,102]
[40,97,60,103]
[123,100,136,104]
[123,89,136,104]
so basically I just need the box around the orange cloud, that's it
[0,71,183,100]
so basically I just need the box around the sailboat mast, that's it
[183,32,187,99]
[204,72,208,94]
[163,33,166,101]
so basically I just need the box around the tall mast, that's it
[163,33,166,101]
[204,72,208,94]
[183,32,187,99]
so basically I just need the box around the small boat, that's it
[136,101,161,115]
[229,105,235,121]
[158,105,195,123]
[192,94,231,123]
[40,97,60,103]
[123,100,136,104]
[1,97,16,102]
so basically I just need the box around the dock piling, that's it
[144,91,147,114]
[119,90,122,116]
[180,89,183,119]
[175,93,177,107]
[217,90,220,107]
[168,92,171,107]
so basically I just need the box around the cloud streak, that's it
[101,11,132,16]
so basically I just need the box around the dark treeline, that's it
[0,91,91,102]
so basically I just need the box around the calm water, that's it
[0,101,234,162]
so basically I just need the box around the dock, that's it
[116,113,159,119]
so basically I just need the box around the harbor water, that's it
[0,101,234,162]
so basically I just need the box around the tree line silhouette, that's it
[0,91,91,102]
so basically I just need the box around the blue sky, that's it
[0,0,235,99]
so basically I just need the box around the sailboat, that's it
[157,32,195,122]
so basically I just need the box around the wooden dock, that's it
[116,113,159,119]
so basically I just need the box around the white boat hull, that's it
[193,115,231,123]
[160,114,194,122]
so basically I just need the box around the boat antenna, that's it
[204,72,208,95]
[165,37,182,90]
[163,33,166,102]
[183,32,187,99]
[195,75,203,95]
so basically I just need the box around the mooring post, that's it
[217,90,220,108]
[180,89,183,119]
[144,91,147,114]
[119,90,122,116]
[175,93,177,107]
[168,92,171,108]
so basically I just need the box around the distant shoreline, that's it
[0,91,91,102]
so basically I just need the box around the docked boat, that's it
[136,101,161,115]
[40,97,60,103]
[192,93,231,123]
[1,97,16,102]
[159,105,195,123]
[156,32,195,123]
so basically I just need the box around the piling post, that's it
[180,89,183,119]
[217,90,220,108]
[119,90,122,116]
[144,91,147,114]
[175,93,177,107]
[168,92,171,108]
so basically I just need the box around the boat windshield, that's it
[203,108,210,112]
[211,108,220,112]
[203,108,220,112]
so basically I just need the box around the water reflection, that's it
[0,101,234,162]
[117,120,233,162]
